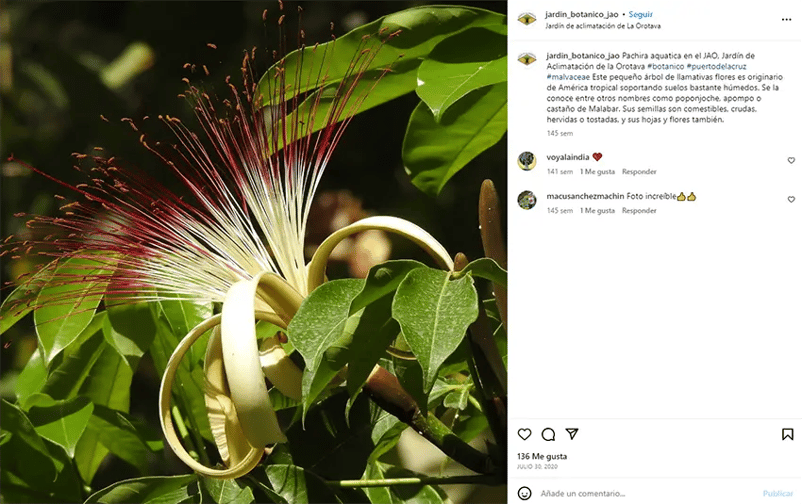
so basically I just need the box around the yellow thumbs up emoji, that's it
[677,192,686,201]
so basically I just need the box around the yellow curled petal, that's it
[307,216,454,293]
[159,314,262,479]
[222,278,287,447]
[259,335,302,402]
[221,271,305,449]
[204,326,260,467]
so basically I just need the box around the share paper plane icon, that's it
[566,428,579,440]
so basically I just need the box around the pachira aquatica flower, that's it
[4,15,454,479]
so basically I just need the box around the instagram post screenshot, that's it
[510,0,799,502]
[0,1,797,503]
[0,2,509,503]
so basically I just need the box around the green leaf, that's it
[149,299,213,443]
[286,60,420,142]
[452,403,489,444]
[33,257,112,365]
[0,283,37,335]
[287,279,364,416]
[36,321,138,483]
[417,26,507,120]
[26,394,94,457]
[83,405,157,474]
[153,298,212,337]
[43,309,107,367]
[0,259,61,335]
[284,392,375,482]
[0,399,58,486]
[345,295,399,411]
[368,409,406,464]
[259,6,505,106]
[75,434,110,486]
[403,83,507,196]
[365,462,448,504]
[0,438,82,503]
[443,386,470,411]
[482,298,507,361]
[392,268,479,392]
[428,377,458,406]
[452,257,507,286]
[201,477,255,504]
[390,357,428,415]
[264,464,340,504]
[243,474,287,504]
[73,336,132,411]
[349,260,426,314]
[41,324,131,411]
[15,348,47,406]
[103,302,157,369]
[84,474,201,504]
[43,437,84,502]
[362,461,400,504]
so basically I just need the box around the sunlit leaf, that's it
[26,394,94,457]
[287,279,364,416]
[392,268,478,392]
[403,83,507,196]
[349,260,426,314]
[259,6,505,107]
[15,349,47,406]
[451,257,507,286]
[34,257,112,365]
[36,321,137,482]
[0,267,51,335]
[417,26,507,120]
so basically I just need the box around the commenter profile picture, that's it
[518,190,536,210]
[518,151,536,170]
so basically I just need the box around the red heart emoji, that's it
[592,153,602,161]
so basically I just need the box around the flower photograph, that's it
[0,2,507,503]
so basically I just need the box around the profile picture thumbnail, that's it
[518,151,536,171]
[518,190,537,210]
[518,53,536,66]
[518,13,536,25]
